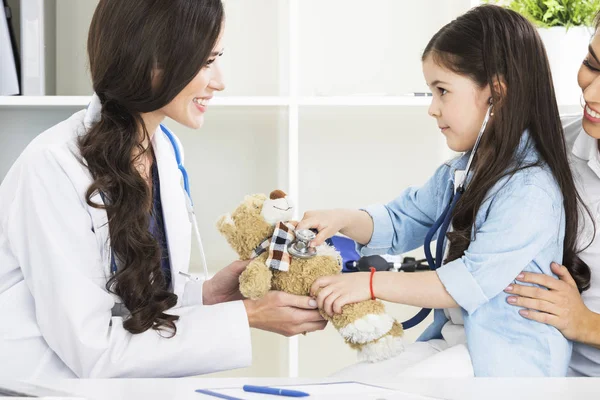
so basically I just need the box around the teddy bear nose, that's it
[270,190,287,200]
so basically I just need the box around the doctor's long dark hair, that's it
[423,5,592,292]
[79,0,224,335]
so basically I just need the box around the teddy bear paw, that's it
[239,265,272,300]
[339,313,395,344]
[358,335,405,363]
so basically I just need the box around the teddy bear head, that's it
[217,189,295,260]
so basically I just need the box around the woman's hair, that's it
[80,0,224,335]
[423,4,592,292]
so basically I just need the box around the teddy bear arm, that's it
[238,256,273,300]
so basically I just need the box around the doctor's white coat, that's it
[0,97,252,379]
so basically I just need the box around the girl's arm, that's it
[298,208,375,246]
[311,270,458,317]
[376,271,459,308]
[298,163,449,252]
[313,179,561,318]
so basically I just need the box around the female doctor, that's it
[0,0,325,379]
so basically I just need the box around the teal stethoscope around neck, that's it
[402,101,493,329]
[108,123,210,283]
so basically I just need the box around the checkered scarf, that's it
[250,221,296,272]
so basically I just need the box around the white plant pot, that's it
[537,26,592,106]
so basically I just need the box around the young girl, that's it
[298,5,591,377]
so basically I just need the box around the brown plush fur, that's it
[216,194,274,261]
[217,191,404,360]
[272,256,385,332]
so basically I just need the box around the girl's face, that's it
[159,34,226,130]
[423,55,492,152]
[578,31,600,139]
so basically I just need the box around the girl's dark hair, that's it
[80,0,224,335]
[423,4,592,292]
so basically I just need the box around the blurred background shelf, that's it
[0,0,587,379]
[0,95,439,108]
[0,96,291,107]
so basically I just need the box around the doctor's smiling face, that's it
[156,34,226,130]
[423,54,492,152]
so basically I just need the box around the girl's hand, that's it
[310,273,372,316]
[505,262,592,342]
[297,209,348,247]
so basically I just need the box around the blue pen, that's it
[243,385,309,397]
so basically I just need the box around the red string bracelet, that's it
[369,267,376,300]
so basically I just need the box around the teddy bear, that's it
[217,189,404,362]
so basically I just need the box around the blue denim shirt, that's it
[359,132,571,376]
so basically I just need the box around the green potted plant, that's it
[503,0,600,28]
[489,0,599,105]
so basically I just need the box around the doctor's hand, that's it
[244,291,327,337]
[203,260,250,305]
[505,262,593,342]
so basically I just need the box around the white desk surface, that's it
[17,377,600,400]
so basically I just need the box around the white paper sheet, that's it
[201,382,442,400]
[0,380,82,398]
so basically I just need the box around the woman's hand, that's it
[244,291,327,336]
[310,273,372,316]
[505,262,593,342]
[203,260,250,305]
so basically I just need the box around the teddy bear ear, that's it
[270,190,287,200]
[216,213,236,234]
[243,195,257,206]
[243,194,267,211]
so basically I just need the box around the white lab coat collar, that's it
[572,127,600,179]
[152,126,192,298]
[83,93,102,130]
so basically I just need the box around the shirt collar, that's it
[572,127,600,179]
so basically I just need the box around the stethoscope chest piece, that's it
[288,229,317,259]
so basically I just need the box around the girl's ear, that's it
[490,77,507,106]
